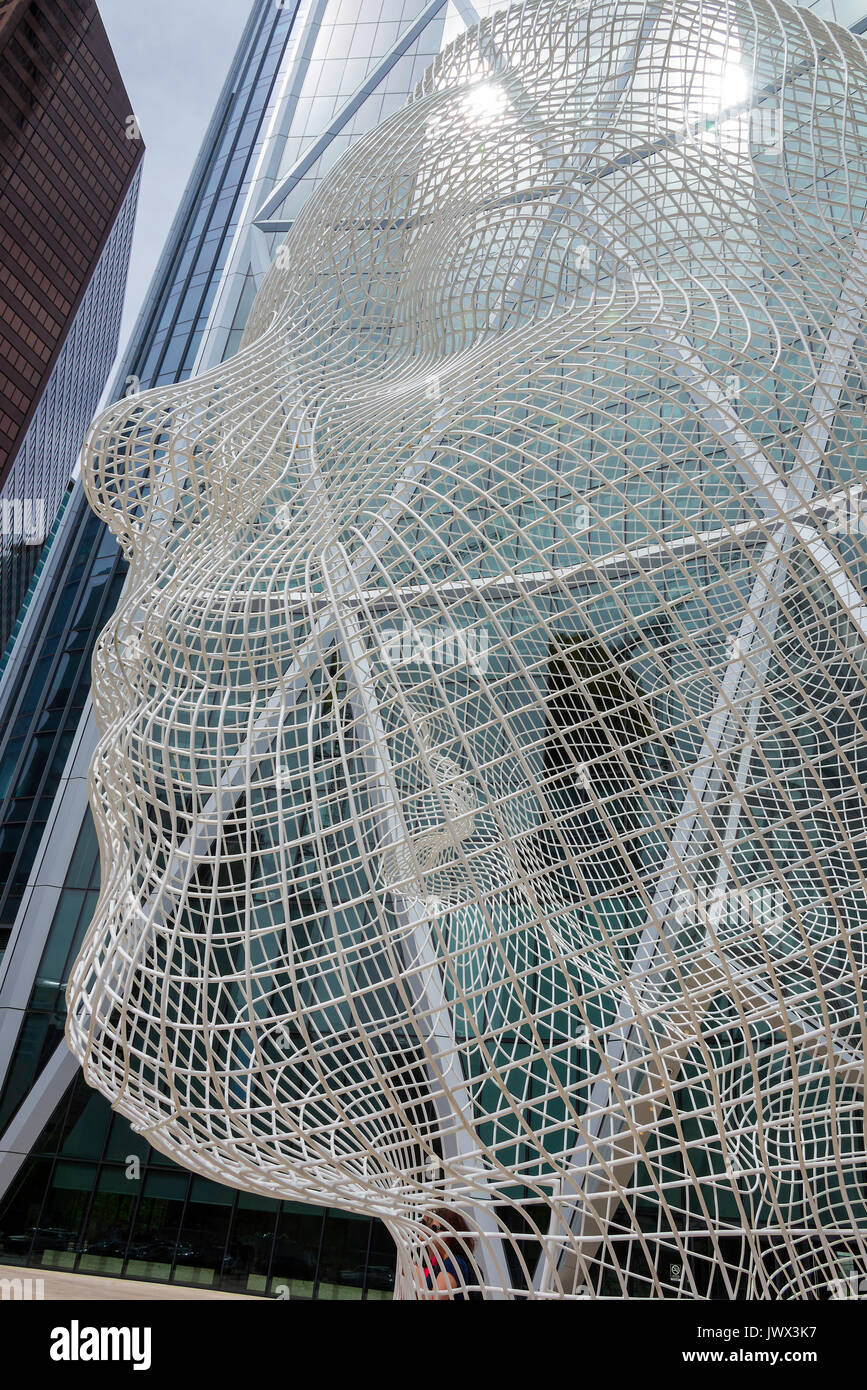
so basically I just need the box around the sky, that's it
[99,0,252,351]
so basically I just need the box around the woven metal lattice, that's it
[68,0,867,1298]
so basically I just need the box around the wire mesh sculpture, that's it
[67,0,867,1298]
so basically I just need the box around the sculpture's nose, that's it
[83,349,300,573]
[81,392,179,557]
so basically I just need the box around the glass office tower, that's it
[0,0,144,649]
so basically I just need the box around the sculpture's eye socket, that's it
[403,200,607,349]
[244,19,785,386]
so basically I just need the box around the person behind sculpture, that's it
[413,1208,476,1300]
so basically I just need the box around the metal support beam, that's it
[254,0,450,229]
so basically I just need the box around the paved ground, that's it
[0,1262,263,1300]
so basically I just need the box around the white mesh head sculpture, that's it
[67,0,867,1299]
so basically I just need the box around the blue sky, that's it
[99,0,251,348]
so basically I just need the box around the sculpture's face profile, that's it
[68,0,867,1297]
